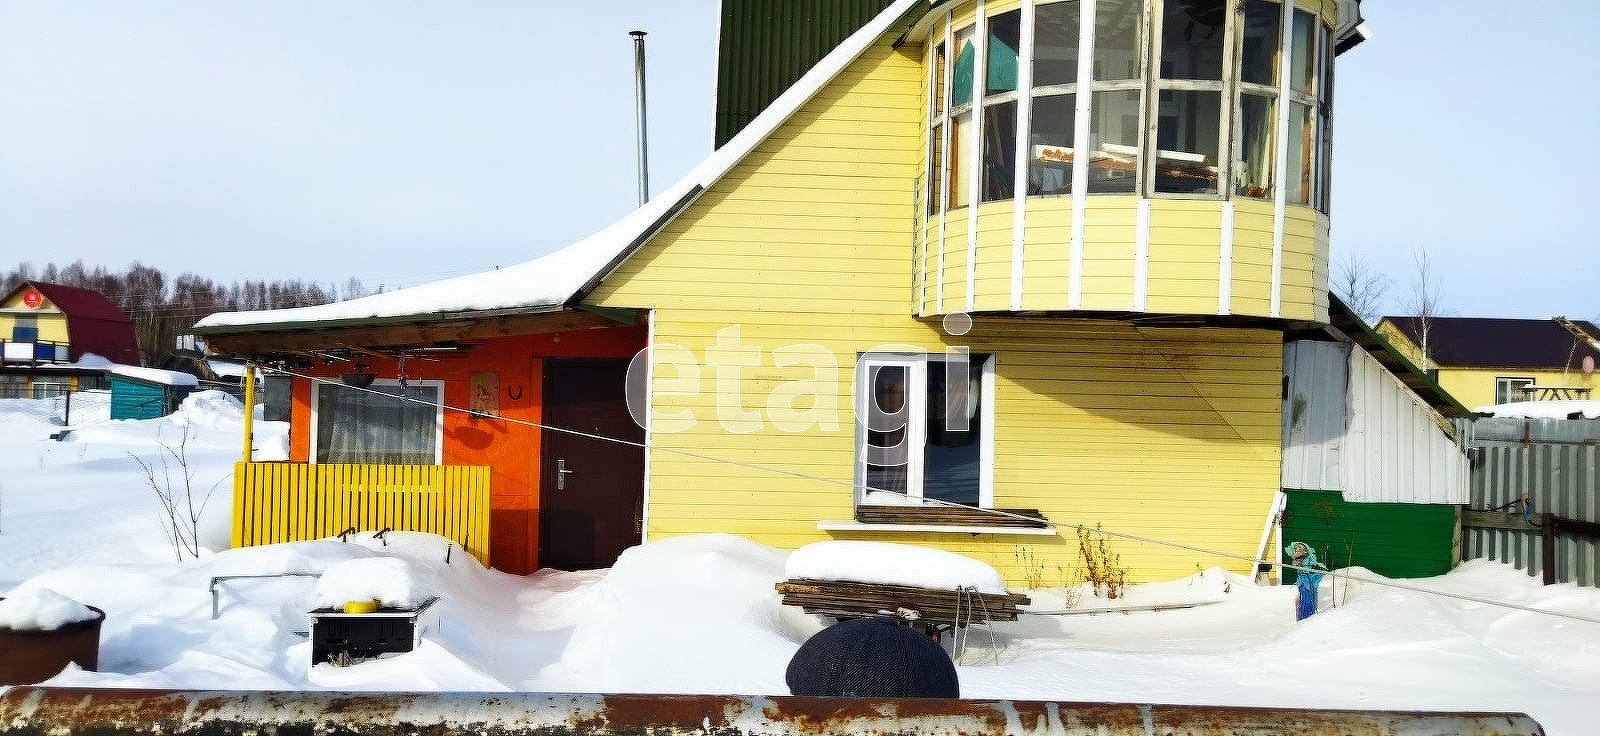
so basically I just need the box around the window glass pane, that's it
[933,41,947,118]
[1496,378,1533,404]
[1286,101,1313,205]
[1094,0,1143,81]
[987,11,1020,95]
[923,356,985,506]
[1028,93,1075,195]
[1290,9,1315,94]
[1159,0,1226,80]
[863,364,910,498]
[1240,0,1280,86]
[1032,1,1081,88]
[1155,89,1221,194]
[982,100,1017,202]
[1089,89,1141,193]
[952,26,976,107]
[1234,93,1275,198]
[950,111,973,206]
[316,383,439,464]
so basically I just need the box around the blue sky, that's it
[0,1,1594,320]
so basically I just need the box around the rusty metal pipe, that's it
[0,687,1545,735]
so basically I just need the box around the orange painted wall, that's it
[283,322,646,573]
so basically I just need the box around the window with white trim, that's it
[924,0,1335,208]
[311,379,443,464]
[1495,377,1534,405]
[855,353,994,508]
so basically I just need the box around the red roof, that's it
[26,282,132,322]
[5,281,141,365]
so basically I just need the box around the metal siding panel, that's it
[1282,490,1456,580]
[1281,340,1348,492]
[1341,345,1468,504]
[1463,419,1600,585]
[715,0,895,148]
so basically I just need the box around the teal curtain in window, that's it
[953,40,974,106]
[952,35,1018,108]
[987,36,1017,93]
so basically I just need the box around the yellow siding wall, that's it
[0,291,70,344]
[1145,200,1221,316]
[1077,199,1138,312]
[1229,199,1276,318]
[590,38,1284,585]
[1279,207,1319,321]
[922,187,1322,319]
[1374,323,1599,409]
[943,213,970,311]
[971,205,1013,312]
[1018,199,1071,311]
[940,194,1323,320]
[1430,367,1598,411]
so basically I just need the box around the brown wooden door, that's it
[538,358,645,571]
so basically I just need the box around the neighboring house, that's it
[0,281,141,398]
[1281,295,1470,582]
[195,0,1371,585]
[1375,316,1600,411]
[108,365,199,420]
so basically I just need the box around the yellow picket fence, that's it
[231,462,491,566]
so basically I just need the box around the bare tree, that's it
[1332,253,1390,324]
[1402,247,1445,371]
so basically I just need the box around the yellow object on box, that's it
[342,599,381,614]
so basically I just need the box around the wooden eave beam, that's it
[201,309,627,357]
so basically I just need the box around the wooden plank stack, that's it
[775,578,1031,628]
[853,505,1048,528]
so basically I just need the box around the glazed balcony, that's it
[912,0,1346,323]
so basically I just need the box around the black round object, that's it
[785,617,959,698]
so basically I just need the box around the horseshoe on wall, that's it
[507,385,524,401]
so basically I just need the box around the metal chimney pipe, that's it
[630,30,650,206]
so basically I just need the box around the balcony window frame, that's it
[924,0,1336,210]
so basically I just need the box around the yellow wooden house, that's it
[196,0,1370,585]
[2,281,141,397]
[1375,316,1600,411]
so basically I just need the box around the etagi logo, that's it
[622,313,977,451]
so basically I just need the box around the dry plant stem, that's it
[1078,524,1129,599]
[130,424,222,561]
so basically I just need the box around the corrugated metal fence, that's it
[232,462,491,566]
[1457,417,1600,586]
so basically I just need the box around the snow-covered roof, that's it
[110,365,199,387]
[193,0,919,334]
[1474,400,1600,420]
[206,359,247,378]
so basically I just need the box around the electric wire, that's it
[258,364,1600,628]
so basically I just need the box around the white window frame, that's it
[853,353,996,508]
[1494,377,1535,405]
[309,378,445,465]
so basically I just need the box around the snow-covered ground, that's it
[1,392,1597,734]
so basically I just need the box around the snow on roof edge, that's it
[110,364,199,387]
[194,0,919,332]
[1474,400,1600,420]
